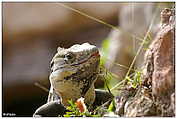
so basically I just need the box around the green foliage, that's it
[108,100,116,112]
[99,38,113,90]
[100,66,113,81]
[126,70,142,89]
[100,39,110,66]
[63,100,101,117]
[99,65,120,95]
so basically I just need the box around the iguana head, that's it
[49,43,100,106]
[50,43,100,73]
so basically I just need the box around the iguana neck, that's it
[57,83,96,107]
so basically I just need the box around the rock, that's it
[122,8,175,117]
[114,85,136,116]
[124,87,156,117]
[143,8,175,99]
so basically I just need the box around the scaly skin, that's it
[48,43,100,106]
[34,43,113,117]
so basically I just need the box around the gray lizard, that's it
[33,43,113,117]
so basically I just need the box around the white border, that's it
[1,0,176,2]
[1,1,176,119]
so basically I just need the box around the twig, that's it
[34,82,49,92]
[56,3,145,42]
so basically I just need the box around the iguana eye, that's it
[64,52,75,63]
[65,53,73,60]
